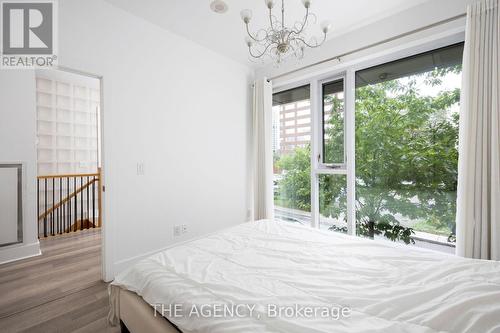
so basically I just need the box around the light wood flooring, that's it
[0,229,120,333]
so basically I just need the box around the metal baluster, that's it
[37,179,40,238]
[62,178,65,233]
[56,179,58,235]
[80,177,84,230]
[62,179,64,233]
[63,178,66,233]
[74,177,77,232]
[54,180,61,234]
[59,178,62,234]
[67,178,70,233]
[44,179,47,237]
[86,176,90,229]
[52,178,55,236]
[92,176,96,228]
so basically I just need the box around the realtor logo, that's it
[1,0,57,68]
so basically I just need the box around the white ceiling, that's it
[104,0,431,67]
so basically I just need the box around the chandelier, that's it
[240,0,331,64]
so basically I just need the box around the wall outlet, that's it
[181,224,188,234]
[137,162,145,175]
[173,225,181,237]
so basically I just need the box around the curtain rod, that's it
[267,13,467,82]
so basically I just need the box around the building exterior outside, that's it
[272,100,311,156]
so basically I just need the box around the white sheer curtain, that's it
[252,78,274,220]
[456,0,500,260]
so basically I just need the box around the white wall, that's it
[0,71,41,264]
[257,0,476,85]
[57,0,253,279]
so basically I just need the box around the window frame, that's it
[271,82,313,226]
[350,42,464,243]
[310,73,353,232]
[319,75,347,170]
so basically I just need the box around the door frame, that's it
[51,65,107,281]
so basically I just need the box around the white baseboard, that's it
[113,245,170,276]
[110,228,230,280]
[0,241,41,265]
[112,234,206,278]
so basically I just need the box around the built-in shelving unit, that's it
[35,71,100,176]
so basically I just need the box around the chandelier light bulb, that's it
[264,0,275,9]
[245,37,253,47]
[240,9,252,23]
[320,21,332,34]
[301,0,312,9]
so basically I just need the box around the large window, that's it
[271,42,463,252]
[272,85,311,225]
[354,43,463,248]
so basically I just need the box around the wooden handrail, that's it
[38,177,98,221]
[37,172,100,180]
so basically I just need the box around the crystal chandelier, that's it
[240,0,331,64]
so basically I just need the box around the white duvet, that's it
[110,220,500,333]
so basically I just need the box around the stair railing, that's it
[37,168,102,238]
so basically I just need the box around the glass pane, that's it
[273,86,311,226]
[319,174,347,233]
[322,79,344,165]
[354,43,463,252]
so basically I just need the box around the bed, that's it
[109,219,500,332]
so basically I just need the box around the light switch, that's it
[136,162,145,175]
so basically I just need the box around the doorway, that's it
[35,67,105,278]
[0,67,110,329]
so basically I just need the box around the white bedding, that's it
[110,220,500,333]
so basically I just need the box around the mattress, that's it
[110,219,500,332]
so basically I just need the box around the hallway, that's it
[0,229,118,332]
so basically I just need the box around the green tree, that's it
[275,66,461,244]
[275,146,311,212]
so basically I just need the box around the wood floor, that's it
[0,229,120,333]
